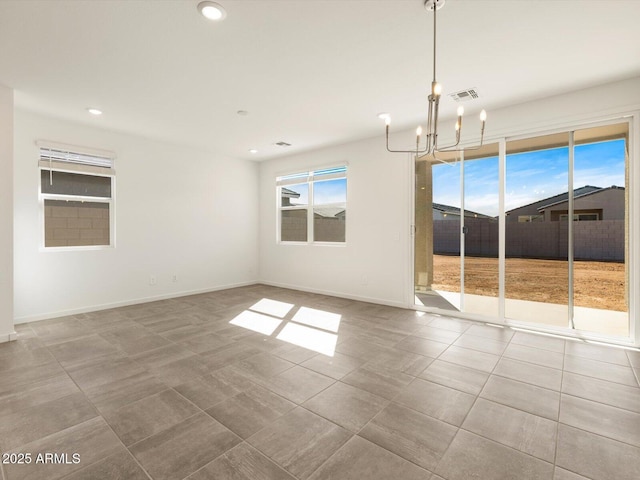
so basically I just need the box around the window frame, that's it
[276,165,347,245]
[38,143,116,251]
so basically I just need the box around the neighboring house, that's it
[505,185,624,222]
[434,186,625,260]
[281,187,300,206]
[432,202,493,221]
[538,185,625,221]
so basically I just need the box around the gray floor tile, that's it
[2,417,122,480]
[360,402,457,471]
[257,365,335,404]
[334,337,390,361]
[201,342,264,370]
[0,361,67,397]
[130,412,241,480]
[481,375,560,420]
[147,354,215,387]
[179,331,235,354]
[307,436,431,480]
[131,344,194,368]
[270,342,319,364]
[511,331,565,353]
[453,333,508,355]
[559,393,640,447]
[564,342,630,366]
[0,392,98,451]
[188,443,296,480]
[301,352,364,379]
[627,350,640,368]
[103,388,200,445]
[394,336,449,357]
[99,325,171,354]
[303,382,387,432]
[556,424,640,480]
[419,359,490,395]
[206,385,296,439]
[462,398,557,462]
[83,371,167,413]
[5,286,638,480]
[503,343,565,369]
[553,467,591,480]
[62,449,150,480]
[30,318,94,345]
[363,348,434,376]
[465,324,515,342]
[561,371,640,413]
[413,325,462,344]
[47,334,120,367]
[395,378,475,426]
[563,354,637,386]
[437,345,500,373]
[66,355,147,392]
[436,429,554,480]
[248,407,351,479]
[234,352,296,380]
[0,373,79,416]
[341,364,414,400]
[428,317,472,333]
[173,371,246,410]
[493,357,562,391]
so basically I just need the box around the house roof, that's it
[539,185,625,211]
[432,203,492,219]
[505,186,601,214]
[281,187,300,198]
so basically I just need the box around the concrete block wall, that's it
[44,200,110,247]
[433,218,624,261]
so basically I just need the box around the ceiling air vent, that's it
[275,141,292,147]
[449,88,480,102]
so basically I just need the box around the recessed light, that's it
[198,1,226,21]
[249,149,258,154]
[87,108,102,116]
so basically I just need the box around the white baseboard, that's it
[13,280,258,325]
[257,280,407,310]
[0,330,18,343]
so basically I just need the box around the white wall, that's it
[258,137,412,307]
[258,76,640,312]
[14,110,259,323]
[0,85,15,341]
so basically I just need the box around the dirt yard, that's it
[432,255,626,311]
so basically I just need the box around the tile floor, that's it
[1,284,640,480]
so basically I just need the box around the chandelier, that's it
[383,0,486,158]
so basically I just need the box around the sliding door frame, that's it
[410,112,639,348]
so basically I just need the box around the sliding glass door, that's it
[504,133,570,327]
[413,119,631,340]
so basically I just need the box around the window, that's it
[277,166,347,243]
[38,143,115,248]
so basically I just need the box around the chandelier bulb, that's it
[416,126,423,136]
[433,83,442,96]
[480,109,487,122]
[457,105,464,117]
[385,116,391,126]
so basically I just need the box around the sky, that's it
[433,138,626,217]
[285,178,347,206]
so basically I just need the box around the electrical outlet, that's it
[149,275,157,286]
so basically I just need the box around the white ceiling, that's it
[1,0,639,161]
